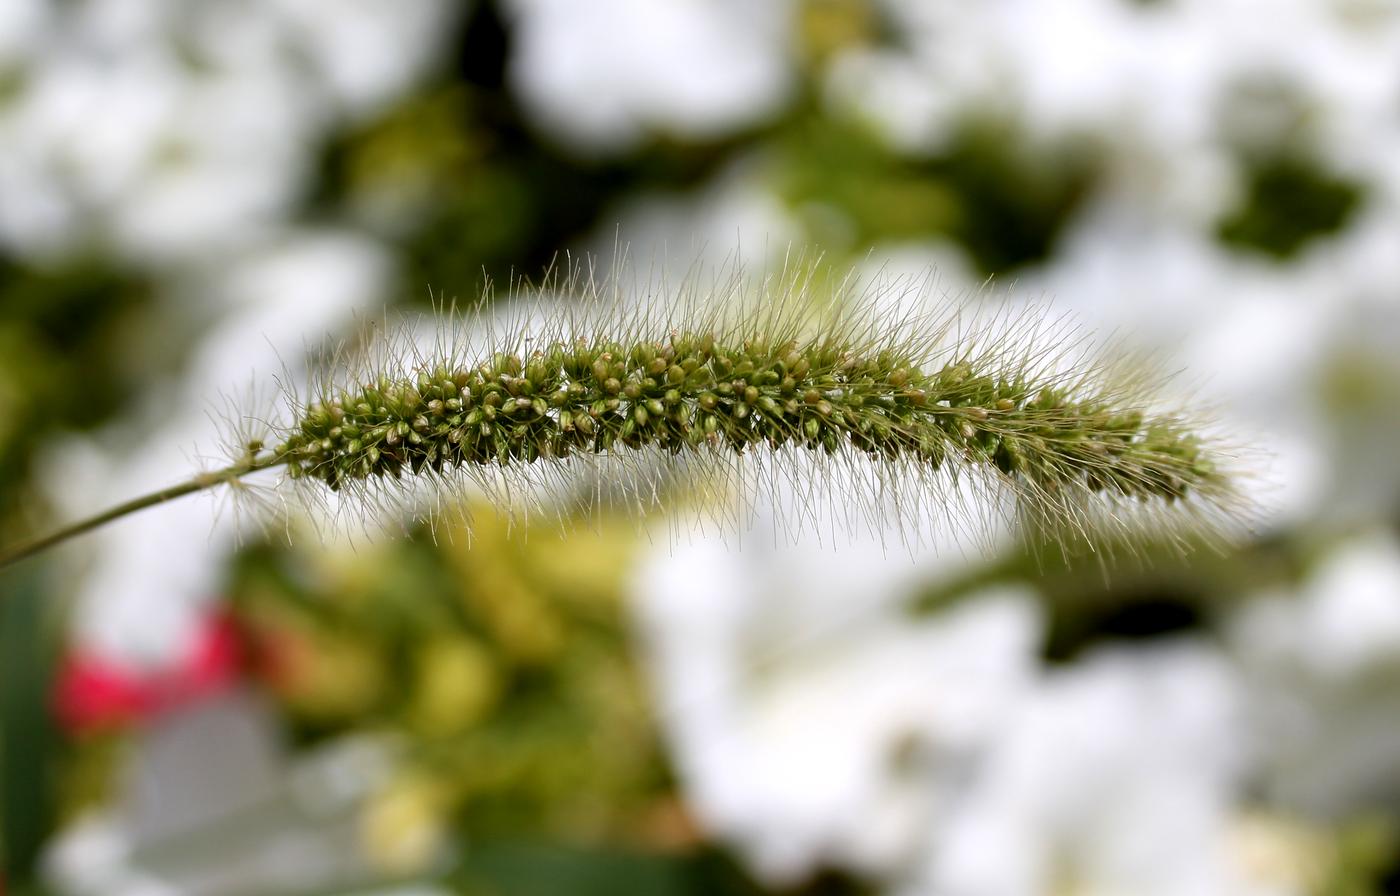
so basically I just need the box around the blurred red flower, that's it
[53,610,243,734]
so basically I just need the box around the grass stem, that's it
[0,454,283,570]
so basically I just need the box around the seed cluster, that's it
[278,333,1220,506]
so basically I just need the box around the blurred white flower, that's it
[43,813,180,896]
[45,725,404,896]
[828,0,1400,223]
[0,0,452,263]
[634,521,1042,884]
[0,0,45,70]
[903,641,1256,896]
[264,0,460,118]
[822,1,994,155]
[591,165,803,277]
[504,0,794,152]
[1231,531,1400,817]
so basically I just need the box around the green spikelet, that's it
[278,329,1228,513]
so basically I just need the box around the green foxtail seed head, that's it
[262,259,1250,554]
[281,337,1215,504]
[0,256,1255,572]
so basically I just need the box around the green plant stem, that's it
[0,455,284,570]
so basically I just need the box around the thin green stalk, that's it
[0,454,283,570]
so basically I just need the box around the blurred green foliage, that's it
[1218,155,1363,259]
[450,842,766,896]
[777,115,1098,275]
[227,506,673,855]
[0,567,62,885]
[0,256,158,531]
